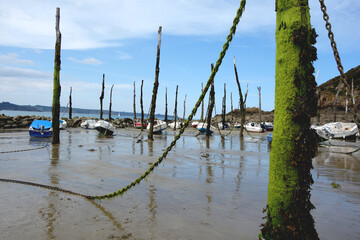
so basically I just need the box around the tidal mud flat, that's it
[0,128,359,240]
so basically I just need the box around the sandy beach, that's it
[0,127,359,240]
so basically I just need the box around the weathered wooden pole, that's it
[133,81,137,120]
[165,87,168,123]
[148,26,162,141]
[257,86,262,123]
[222,83,226,130]
[140,80,145,131]
[183,94,187,124]
[261,0,319,239]
[99,74,105,120]
[69,86,72,119]
[234,56,247,137]
[206,64,215,137]
[173,85,178,130]
[109,84,114,120]
[52,7,61,145]
[201,82,204,122]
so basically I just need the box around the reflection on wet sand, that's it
[0,128,359,239]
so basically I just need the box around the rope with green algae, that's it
[1,0,247,200]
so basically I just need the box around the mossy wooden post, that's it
[201,82,204,122]
[69,87,72,119]
[173,85,178,130]
[140,80,145,131]
[52,7,61,145]
[261,1,319,239]
[109,84,114,120]
[206,64,215,137]
[133,81,137,120]
[165,87,168,123]
[257,86,262,123]
[234,56,247,137]
[148,26,162,141]
[222,83,226,130]
[99,74,105,120]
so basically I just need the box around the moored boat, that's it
[133,119,147,129]
[245,122,264,133]
[29,120,53,138]
[146,120,167,134]
[94,120,116,136]
[191,121,199,128]
[261,122,273,131]
[59,119,67,129]
[168,121,183,129]
[80,119,97,129]
[197,122,216,134]
[314,122,358,140]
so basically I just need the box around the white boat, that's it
[147,120,167,134]
[244,122,264,133]
[197,122,216,134]
[81,119,97,129]
[59,119,67,129]
[218,122,229,129]
[314,122,358,140]
[94,120,116,135]
[261,122,273,131]
[234,122,242,128]
[191,121,199,128]
[168,121,183,129]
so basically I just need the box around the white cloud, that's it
[68,57,103,66]
[0,53,34,65]
[0,0,358,51]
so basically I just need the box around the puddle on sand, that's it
[0,128,359,239]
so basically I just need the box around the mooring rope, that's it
[0,143,49,154]
[1,0,247,200]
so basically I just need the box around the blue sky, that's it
[0,0,359,119]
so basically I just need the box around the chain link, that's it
[319,0,359,127]
[0,143,49,154]
[318,0,347,88]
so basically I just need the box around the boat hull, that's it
[94,120,116,136]
[29,120,53,138]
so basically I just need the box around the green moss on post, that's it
[261,0,319,239]
[52,7,61,145]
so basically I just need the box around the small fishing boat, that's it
[245,122,265,133]
[197,122,216,134]
[146,120,167,134]
[168,121,183,129]
[261,122,273,131]
[80,119,97,129]
[133,119,147,129]
[29,120,53,138]
[59,119,67,129]
[94,120,116,136]
[314,122,358,140]
[234,122,241,128]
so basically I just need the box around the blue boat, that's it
[29,120,53,138]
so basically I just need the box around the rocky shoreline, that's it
[0,107,357,130]
[0,114,135,129]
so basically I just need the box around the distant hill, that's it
[0,101,171,119]
[317,65,360,109]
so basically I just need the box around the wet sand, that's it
[0,128,359,240]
